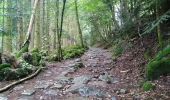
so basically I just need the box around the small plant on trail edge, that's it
[146,45,170,80]
[142,81,155,91]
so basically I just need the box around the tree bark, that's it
[75,0,84,47]
[22,0,40,49]
[58,0,67,61]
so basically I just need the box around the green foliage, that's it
[0,61,36,81]
[31,48,39,53]
[142,81,155,91]
[142,10,170,35]
[16,43,29,58]
[146,45,170,80]
[144,49,152,61]
[32,52,41,66]
[63,45,87,60]
[0,63,11,70]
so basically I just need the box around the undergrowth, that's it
[146,45,170,80]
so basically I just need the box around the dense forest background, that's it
[0,0,170,53]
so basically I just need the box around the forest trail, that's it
[1,47,118,100]
[1,47,169,100]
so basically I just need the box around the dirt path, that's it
[0,48,169,100]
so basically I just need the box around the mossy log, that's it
[0,67,41,93]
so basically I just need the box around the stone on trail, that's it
[73,75,92,84]
[43,89,58,96]
[50,83,64,89]
[66,83,85,93]
[55,76,72,85]
[0,94,8,100]
[17,96,34,100]
[78,86,106,97]
[111,96,117,100]
[99,74,119,84]
[13,85,24,91]
[34,80,53,89]
[21,89,36,96]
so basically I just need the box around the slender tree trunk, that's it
[74,0,84,47]
[58,0,67,61]
[54,0,59,50]
[156,0,162,48]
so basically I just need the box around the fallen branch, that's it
[0,67,42,93]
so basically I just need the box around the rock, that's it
[65,96,88,100]
[73,75,92,84]
[0,94,8,100]
[99,74,118,84]
[78,86,105,97]
[133,94,141,100]
[43,89,58,96]
[21,89,36,96]
[22,53,32,65]
[34,80,52,89]
[88,81,107,87]
[120,89,127,94]
[111,96,117,100]
[17,96,34,100]
[55,76,72,85]
[14,85,24,91]
[66,83,85,93]
[50,83,63,89]
[75,58,81,62]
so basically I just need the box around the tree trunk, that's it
[54,0,59,50]
[35,1,41,49]
[4,0,13,53]
[22,0,40,49]
[58,0,67,61]
[156,0,162,48]
[74,0,84,47]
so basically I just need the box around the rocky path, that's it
[0,48,143,100]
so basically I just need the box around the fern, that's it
[141,10,170,36]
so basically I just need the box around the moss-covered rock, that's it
[0,64,11,70]
[146,45,170,80]
[142,81,155,91]
[63,45,87,60]
[32,52,41,66]
[22,52,32,64]
[0,61,36,81]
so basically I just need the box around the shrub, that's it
[142,81,155,91]
[16,43,29,58]
[146,45,170,80]
[32,52,41,66]
[63,45,87,59]
[0,64,11,70]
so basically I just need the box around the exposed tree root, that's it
[0,68,41,93]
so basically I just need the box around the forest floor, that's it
[0,43,170,100]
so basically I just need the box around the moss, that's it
[0,64,11,70]
[142,81,155,91]
[146,45,170,80]
[63,45,86,60]
[32,52,41,66]
[16,43,29,58]
[31,48,39,53]
[0,62,35,81]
